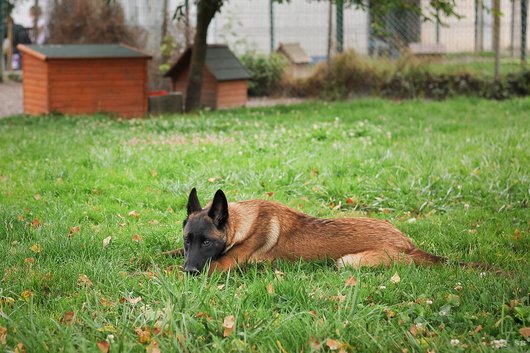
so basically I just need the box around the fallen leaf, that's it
[34,194,41,200]
[409,324,426,337]
[195,312,212,320]
[207,177,220,183]
[469,325,483,335]
[103,236,112,247]
[100,297,114,307]
[77,274,93,287]
[68,226,81,237]
[309,337,321,350]
[267,282,275,294]
[346,197,354,204]
[24,257,35,264]
[97,341,109,353]
[222,315,235,337]
[0,326,7,345]
[128,210,140,218]
[345,276,357,286]
[265,191,275,197]
[61,311,75,326]
[32,218,41,228]
[514,228,520,241]
[30,243,43,253]
[146,340,161,353]
[384,307,396,319]
[519,327,530,339]
[217,284,226,290]
[131,234,144,242]
[329,294,346,302]
[135,327,152,344]
[21,290,34,301]
[127,296,142,305]
[390,272,401,284]
[148,220,159,225]
[326,338,342,350]
[15,342,26,353]
[274,269,285,279]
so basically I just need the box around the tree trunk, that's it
[185,0,221,112]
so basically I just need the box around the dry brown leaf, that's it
[32,218,41,228]
[309,337,321,350]
[128,210,140,218]
[409,324,426,337]
[267,282,275,294]
[217,284,226,290]
[97,341,109,353]
[135,327,152,344]
[132,234,144,242]
[345,276,357,286]
[390,272,401,284]
[15,342,26,353]
[222,315,235,337]
[21,290,33,301]
[519,327,530,339]
[514,228,520,241]
[469,325,483,335]
[329,294,346,302]
[61,311,75,326]
[195,312,212,320]
[103,236,112,248]
[346,197,354,204]
[77,274,93,287]
[24,257,35,264]
[146,340,161,353]
[68,226,81,237]
[100,297,114,307]
[384,307,396,319]
[265,191,275,197]
[326,338,342,350]
[0,326,7,345]
[127,296,142,305]
[30,243,43,253]
[207,177,220,183]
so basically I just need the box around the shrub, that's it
[47,0,140,46]
[240,53,287,96]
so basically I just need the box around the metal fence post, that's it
[336,0,343,53]
[493,0,501,80]
[522,0,528,64]
[270,0,274,54]
[0,0,4,82]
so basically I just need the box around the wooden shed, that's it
[164,45,251,109]
[17,44,151,118]
[277,42,312,78]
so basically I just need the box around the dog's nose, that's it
[183,264,201,274]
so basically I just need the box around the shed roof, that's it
[164,44,251,81]
[17,44,151,61]
[277,42,311,64]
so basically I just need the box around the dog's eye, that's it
[202,240,211,247]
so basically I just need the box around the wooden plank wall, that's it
[47,58,148,117]
[217,80,247,108]
[172,67,218,109]
[22,54,48,114]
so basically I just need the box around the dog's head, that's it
[182,188,229,274]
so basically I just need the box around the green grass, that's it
[0,98,529,352]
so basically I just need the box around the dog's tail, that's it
[406,247,503,274]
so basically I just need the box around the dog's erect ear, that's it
[187,188,202,215]
[208,189,229,228]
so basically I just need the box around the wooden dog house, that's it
[17,44,151,117]
[164,45,251,109]
[277,42,312,78]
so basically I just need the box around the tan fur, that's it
[206,199,443,274]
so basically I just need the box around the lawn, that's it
[0,98,529,352]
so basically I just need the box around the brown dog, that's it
[179,188,448,274]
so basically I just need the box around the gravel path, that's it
[0,81,23,118]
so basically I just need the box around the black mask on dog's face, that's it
[182,188,228,274]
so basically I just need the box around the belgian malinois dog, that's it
[179,188,451,275]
